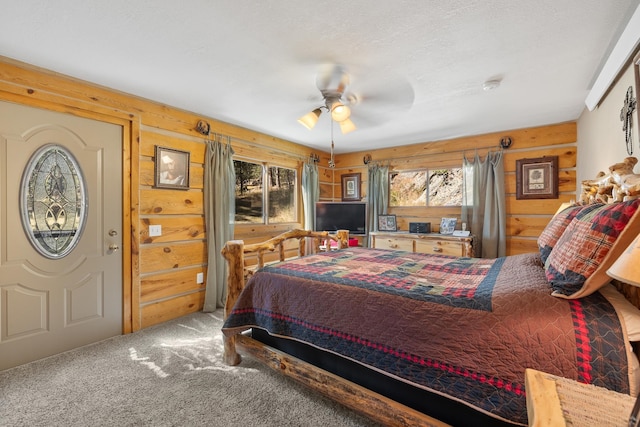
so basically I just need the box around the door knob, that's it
[109,244,119,252]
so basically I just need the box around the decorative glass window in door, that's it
[20,144,87,258]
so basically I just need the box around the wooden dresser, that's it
[370,232,474,257]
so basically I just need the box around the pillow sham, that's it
[599,284,640,342]
[546,198,640,298]
[537,203,586,263]
[599,283,640,396]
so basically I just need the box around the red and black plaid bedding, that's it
[222,248,631,426]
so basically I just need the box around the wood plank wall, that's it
[0,56,577,332]
[328,122,577,255]
[0,56,319,332]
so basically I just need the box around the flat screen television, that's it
[314,202,367,236]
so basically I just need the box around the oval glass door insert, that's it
[20,144,88,258]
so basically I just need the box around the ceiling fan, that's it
[298,65,357,134]
[297,64,415,135]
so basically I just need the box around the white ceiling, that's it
[1,1,639,153]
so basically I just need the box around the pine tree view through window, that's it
[267,166,296,223]
[234,160,296,224]
[390,168,463,207]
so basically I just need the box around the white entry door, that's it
[0,101,123,371]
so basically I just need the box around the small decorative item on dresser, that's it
[439,218,457,235]
[409,222,430,234]
[452,222,470,237]
[378,215,397,232]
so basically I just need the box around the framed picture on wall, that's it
[341,173,361,201]
[516,156,558,200]
[154,146,190,190]
[378,215,397,232]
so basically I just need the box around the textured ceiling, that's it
[1,1,639,153]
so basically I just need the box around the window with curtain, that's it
[233,159,297,224]
[389,168,463,207]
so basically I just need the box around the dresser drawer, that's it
[374,237,414,252]
[415,240,464,256]
[370,232,473,257]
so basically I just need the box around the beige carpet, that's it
[0,310,379,426]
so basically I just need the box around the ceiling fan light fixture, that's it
[298,108,322,130]
[330,102,351,122]
[338,117,357,134]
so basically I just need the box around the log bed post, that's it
[221,239,245,366]
[221,229,350,366]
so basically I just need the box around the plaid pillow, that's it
[537,203,588,263]
[545,199,640,298]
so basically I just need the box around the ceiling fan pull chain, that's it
[329,119,336,168]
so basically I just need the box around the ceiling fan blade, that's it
[315,64,350,93]
[305,63,414,131]
[345,69,415,127]
[353,78,414,109]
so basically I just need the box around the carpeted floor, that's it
[0,310,379,426]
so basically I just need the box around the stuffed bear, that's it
[609,156,640,201]
[579,157,640,203]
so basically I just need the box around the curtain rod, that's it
[225,135,312,163]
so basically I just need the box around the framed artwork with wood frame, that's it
[516,156,558,200]
[154,146,190,190]
[341,173,361,201]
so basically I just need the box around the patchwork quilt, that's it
[222,248,631,426]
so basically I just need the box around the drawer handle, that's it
[390,244,398,248]
[432,247,442,252]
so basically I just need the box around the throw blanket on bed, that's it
[222,248,630,426]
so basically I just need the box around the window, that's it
[20,144,87,258]
[234,160,297,224]
[267,166,296,223]
[389,168,463,207]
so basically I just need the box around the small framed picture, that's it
[378,215,397,232]
[440,218,457,235]
[516,156,558,200]
[154,146,190,190]
[341,173,361,201]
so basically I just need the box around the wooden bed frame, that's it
[221,229,640,427]
[221,229,449,427]
[221,229,349,366]
[220,162,640,426]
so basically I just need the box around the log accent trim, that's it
[234,334,449,427]
[221,229,349,365]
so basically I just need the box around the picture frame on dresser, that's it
[378,215,397,232]
[439,218,457,235]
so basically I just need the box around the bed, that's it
[221,164,640,426]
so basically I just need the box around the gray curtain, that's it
[461,151,506,258]
[367,164,389,246]
[302,160,319,231]
[203,135,235,311]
